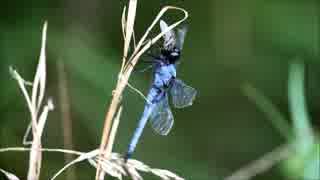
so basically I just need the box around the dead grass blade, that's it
[31,21,47,110]
[27,21,51,180]
[0,168,20,180]
[50,150,99,180]
[10,21,53,180]
[123,0,137,59]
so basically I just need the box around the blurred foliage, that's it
[0,0,319,180]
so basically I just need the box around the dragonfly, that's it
[125,20,197,161]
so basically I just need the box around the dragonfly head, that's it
[159,20,187,64]
[161,47,181,64]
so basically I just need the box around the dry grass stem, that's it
[105,106,123,156]
[0,146,185,180]
[57,58,76,180]
[98,106,123,180]
[23,122,33,145]
[9,21,54,180]
[0,147,83,155]
[0,168,20,180]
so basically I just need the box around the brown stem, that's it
[95,79,126,180]
[57,59,76,180]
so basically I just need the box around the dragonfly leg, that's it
[134,64,154,73]
[146,51,158,59]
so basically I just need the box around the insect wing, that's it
[160,20,176,50]
[176,26,187,51]
[170,79,197,108]
[149,94,174,136]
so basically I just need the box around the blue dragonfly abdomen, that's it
[126,63,175,160]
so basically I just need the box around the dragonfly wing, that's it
[176,26,187,51]
[170,78,197,108]
[149,94,174,136]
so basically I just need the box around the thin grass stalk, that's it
[105,106,123,155]
[27,22,48,180]
[98,107,123,180]
[56,59,76,180]
[0,147,84,155]
[242,84,292,140]
[0,168,20,180]
[95,84,126,180]
[224,144,294,180]
[96,0,136,165]
[95,1,138,178]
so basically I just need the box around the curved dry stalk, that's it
[0,147,84,155]
[0,168,20,180]
[127,82,151,104]
[50,150,100,180]
[11,21,53,180]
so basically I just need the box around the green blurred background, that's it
[0,0,319,180]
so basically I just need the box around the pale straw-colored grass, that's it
[8,21,54,180]
[0,168,20,180]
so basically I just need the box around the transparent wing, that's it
[176,26,187,51]
[149,94,174,136]
[160,20,176,50]
[170,79,197,108]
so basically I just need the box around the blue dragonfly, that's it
[125,20,196,161]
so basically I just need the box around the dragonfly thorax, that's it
[160,47,181,64]
[153,63,177,89]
